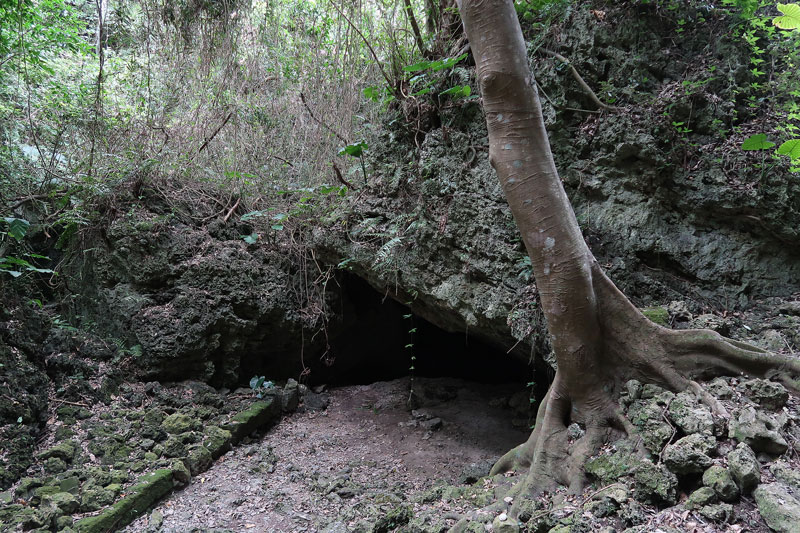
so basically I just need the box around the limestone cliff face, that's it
[71,2,800,383]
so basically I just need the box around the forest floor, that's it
[123,377,530,532]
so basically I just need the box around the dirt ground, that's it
[124,377,530,532]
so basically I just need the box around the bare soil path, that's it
[124,377,529,532]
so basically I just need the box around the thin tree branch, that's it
[299,92,348,144]
[403,0,429,58]
[198,111,233,153]
[329,0,399,99]
[542,48,621,112]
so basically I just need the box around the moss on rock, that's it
[75,469,173,533]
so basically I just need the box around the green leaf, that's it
[440,85,472,98]
[241,233,259,244]
[402,53,467,73]
[241,209,272,221]
[741,133,776,150]
[777,138,800,159]
[17,417,23,423]
[3,217,30,241]
[403,60,435,73]
[363,86,382,101]
[774,3,800,29]
[339,142,368,157]
[271,224,284,231]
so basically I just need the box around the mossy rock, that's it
[586,442,641,483]
[702,465,739,502]
[80,483,117,512]
[641,306,669,326]
[632,462,678,505]
[223,399,281,442]
[42,491,79,514]
[37,440,78,463]
[203,425,232,459]
[75,469,173,533]
[185,445,213,476]
[161,412,200,434]
[686,487,717,510]
[754,483,800,532]
[373,504,412,532]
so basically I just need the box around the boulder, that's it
[161,413,199,434]
[770,461,800,490]
[702,465,739,502]
[667,392,714,435]
[754,482,800,532]
[662,434,716,475]
[726,443,760,493]
[741,379,788,410]
[728,407,787,455]
[686,487,717,510]
[75,469,173,533]
[698,503,734,523]
[632,461,678,505]
[492,513,520,533]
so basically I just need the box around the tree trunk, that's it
[457,0,800,495]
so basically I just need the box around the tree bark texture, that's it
[457,0,800,495]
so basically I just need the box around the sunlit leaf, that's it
[774,3,800,29]
[777,138,800,159]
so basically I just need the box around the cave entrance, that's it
[318,274,537,389]
[238,272,551,409]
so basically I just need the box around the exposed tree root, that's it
[488,264,800,504]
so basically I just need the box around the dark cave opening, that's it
[321,273,534,388]
[238,272,551,408]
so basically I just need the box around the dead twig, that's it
[222,198,241,223]
[332,162,354,189]
[198,111,234,153]
[299,92,348,144]
[542,49,621,113]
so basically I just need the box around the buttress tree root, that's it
[456,0,800,500]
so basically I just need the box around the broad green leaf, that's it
[241,233,259,244]
[777,139,800,159]
[741,133,775,150]
[1,257,33,267]
[271,224,284,231]
[774,3,800,29]
[440,85,472,98]
[403,60,434,73]
[403,53,467,73]
[338,142,368,157]
[3,217,30,241]
[363,86,381,101]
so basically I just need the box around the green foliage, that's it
[339,142,368,158]
[403,53,468,74]
[514,0,571,23]
[249,376,274,399]
[0,217,54,278]
[777,138,800,159]
[240,233,259,244]
[741,133,776,150]
[773,3,800,28]
[3,217,30,241]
